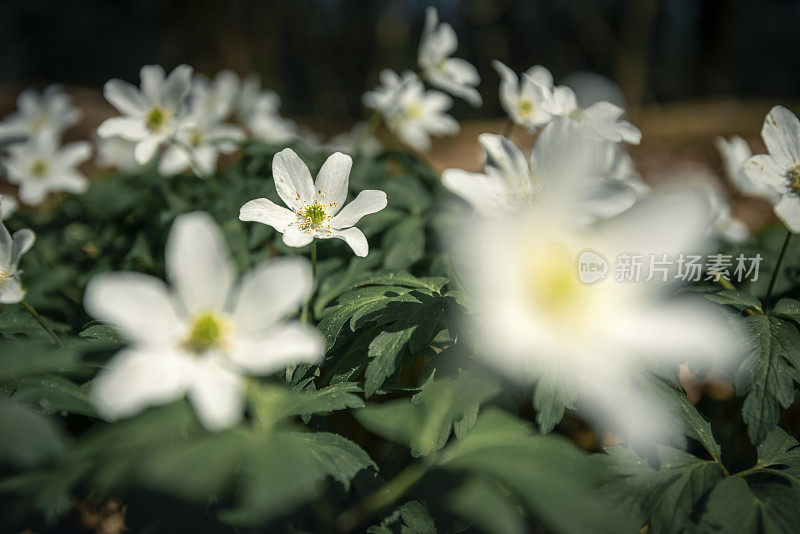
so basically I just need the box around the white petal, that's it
[58,141,92,167]
[327,227,369,256]
[330,190,387,229]
[775,196,800,233]
[0,277,24,304]
[48,171,88,194]
[239,197,298,232]
[281,224,314,248]
[140,65,166,103]
[83,272,185,344]
[162,64,193,111]
[743,154,787,197]
[17,181,49,205]
[524,65,554,88]
[273,148,315,210]
[134,136,162,164]
[158,145,190,175]
[186,356,243,431]
[230,321,322,375]
[762,105,800,168]
[92,347,194,421]
[441,169,506,216]
[11,228,35,268]
[314,152,352,215]
[97,116,147,140]
[479,133,529,182]
[166,211,235,315]
[104,79,146,115]
[232,257,312,331]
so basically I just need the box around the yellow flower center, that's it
[145,107,170,133]
[304,202,327,225]
[28,158,50,177]
[189,131,204,147]
[786,166,800,193]
[524,242,583,316]
[518,100,534,115]
[183,312,228,353]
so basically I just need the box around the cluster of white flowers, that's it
[0,86,90,205]
[362,7,479,151]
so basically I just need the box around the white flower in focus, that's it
[84,211,323,430]
[743,106,800,232]
[0,85,80,142]
[417,7,482,107]
[98,64,194,164]
[2,132,91,205]
[191,70,240,122]
[365,71,458,152]
[493,60,553,130]
[538,82,641,144]
[95,136,140,172]
[0,202,35,304]
[159,117,245,176]
[449,190,736,444]
[442,119,637,223]
[240,148,387,257]
[0,196,19,220]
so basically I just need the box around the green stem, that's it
[20,301,63,347]
[301,241,318,323]
[336,458,432,532]
[765,230,792,308]
[716,277,735,291]
[503,119,516,138]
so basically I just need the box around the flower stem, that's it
[301,241,318,323]
[336,458,432,532]
[19,301,63,347]
[503,119,516,138]
[765,230,792,307]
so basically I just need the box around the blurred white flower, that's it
[449,190,736,444]
[0,196,19,220]
[418,7,481,107]
[442,119,637,223]
[325,123,382,157]
[95,136,140,172]
[716,136,769,198]
[493,60,553,130]
[0,203,34,304]
[240,148,387,257]
[537,81,641,144]
[159,117,245,176]
[235,74,298,143]
[98,64,194,164]
[703,186,749,243]
[744,106,800,232]
[2,132,91,205]
[365,70,458,152]
[0,85,80,143]
[598,141,650,197]
[84,211,322,430]
[191,70,240,122]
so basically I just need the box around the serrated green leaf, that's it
[699,477,800,534]
[0,398,65,468]
[10,375,96,417]
[734,314,800,444]
[383,216,425,270]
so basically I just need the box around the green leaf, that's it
[0,398,65,468]
[9,375,96,417]
[652,380,722,460]
[532,371,577,433]
[734,314,800,445]
[78,324,126,344]
[442,409,636,534]
[368,501,437,534]
[752,427,800,486]
[599,444,724,534]
[772,298,800,324]
[699,477,800,533]
[356,372,501,457]
[250,382,365,426]
[0,341,81,383]
[688,286,763,312]
[382,216,425,270]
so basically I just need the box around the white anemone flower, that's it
[84,211,323,430]
[2,132,91,205]
[98,64,194,164]
[159,116,245,176]
[417,7,482,107]
[704,186,749,243]
[235,74,298,143]
[364,71,458,152]
[442,119,637,223]
[191,70,240,122]
[537,81,641,144]
[716,135,773,199]
[0,196,19,220]
[0,201,35,304]
[743,106,800,232]
[493,60,553,130]
[449,190,736,444]
[0,85,80,143]
[239,148,387,257]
